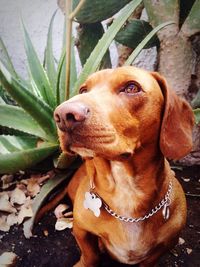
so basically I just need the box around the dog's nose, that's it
[54,102,90,131]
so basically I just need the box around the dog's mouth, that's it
[58,127,138,160]
[58,126,118,157]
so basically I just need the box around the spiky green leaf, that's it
[0,135,58,173]
[0,104,48,140]
[0,61,57,142]
[21,21,56,108]
[0,37,18,78]
[45,11,57,93]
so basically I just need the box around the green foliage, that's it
[0,14,69,173]
[77,22,111,68]
[0,0,174,174]
[115,19,159,49]
[193,108,200,124]
[72,0,131,24]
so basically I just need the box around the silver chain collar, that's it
[92,181,172,223]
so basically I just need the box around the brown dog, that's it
[54,66,194,267]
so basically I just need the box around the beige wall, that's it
[0,0,64,77]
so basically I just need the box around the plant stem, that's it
[65,0,72,100]
[65,0,86,100]
[69,0,86,20]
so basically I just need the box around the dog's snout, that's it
[54,102,90,131]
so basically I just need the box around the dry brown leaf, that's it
[54,204,69,219]
[1,175,14,190]
[6,213,18,227]
[186,248,192,254]
[0,192,16,213]
[55,217,73,231]
[0,251,17,266]
[27,179,41,197]
[43,229,49,236]
[178,237,185,245]
[17,197,33,225]
[0,216,10,232]
[10,188,26,206]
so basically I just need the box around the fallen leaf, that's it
[170,248,179,257]
[43,229,49,236]
[0,252,17,266]
[0,216,10,232]
[183,178,190,182]
[6,213,18,227]
[0,192,16,213]
[27,179,41,197]
[1,175,14,190]
[10,188,26,206]
[17,197,33,225]
[55,217,73,231]
[186,248,192,254]
[54,204,69,219]
[178,237,185,245]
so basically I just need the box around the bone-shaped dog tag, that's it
[83,192,102,217]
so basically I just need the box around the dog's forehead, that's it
[85,67,157,91]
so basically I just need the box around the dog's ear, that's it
[151,72,194,160]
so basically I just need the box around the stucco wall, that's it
[0,0,64,78]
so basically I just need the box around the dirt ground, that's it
[0,165,199,267]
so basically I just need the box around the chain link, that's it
[98,181,172,223]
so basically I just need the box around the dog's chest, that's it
[100,222,154,264]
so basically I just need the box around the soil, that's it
[0,165,200,267]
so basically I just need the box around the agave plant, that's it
[0,0,175,236]
[0,0,173,175]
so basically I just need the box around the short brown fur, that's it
[54,66,194,267]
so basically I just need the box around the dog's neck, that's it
[85,145,170,217]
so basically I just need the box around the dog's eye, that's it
[79,86,87,94]
[121,82,141,94]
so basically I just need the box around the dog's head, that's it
[54,66,194,160]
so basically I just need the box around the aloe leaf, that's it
[0,104,48,140]
[0,96,5,104]
[56,43,77,103]
[21,21,56,108]
[53,152,77,169]
[193,108,200,124]
[69,39,77,98]
[72,0,142,95]
[23,171,73,238]
[56,50,66,104]
[0,61,57,142]
[125,21,175,66]
[45,11,57,93]
[0,136,58,174]
[0,37,18,78]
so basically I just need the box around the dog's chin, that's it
[70,146,96,158]
[68,143,136,161]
